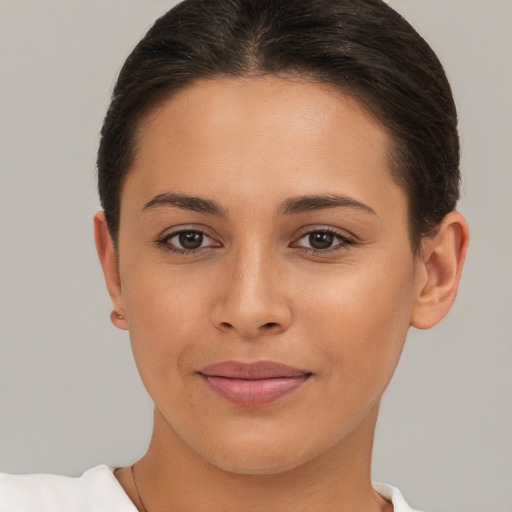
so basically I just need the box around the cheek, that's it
[297,258,416,387]
[120,264,212,394]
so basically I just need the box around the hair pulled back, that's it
[97,0,460,253]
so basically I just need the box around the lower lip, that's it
[200,374,310,407]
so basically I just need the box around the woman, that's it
[0,0,469,510]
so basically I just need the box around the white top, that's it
[0,465,421,511]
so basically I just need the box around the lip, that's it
[198,361,312,407]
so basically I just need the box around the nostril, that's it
[263,322,278,329]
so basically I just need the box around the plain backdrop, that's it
[1,1,511,511]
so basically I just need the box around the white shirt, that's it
[0,465,421,511]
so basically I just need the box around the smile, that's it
[198,361,312,407]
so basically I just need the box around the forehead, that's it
[136,76,388,159]
[125,76,405,219]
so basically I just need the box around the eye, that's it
[157,229,220,254]
[292,229,354,253]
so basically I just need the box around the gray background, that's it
[0,1,511,511]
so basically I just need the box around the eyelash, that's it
[156,229,219,255]
[291,228,355,254]
[156,228,355,256]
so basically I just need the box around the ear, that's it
[411,211,469,330]
[94,211,128,330]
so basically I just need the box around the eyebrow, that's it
[279,194,376,216]
[142,192,228,217]
[142,192,376,217]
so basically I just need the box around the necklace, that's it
[131,463,149,512]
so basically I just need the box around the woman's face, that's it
[114,76,423,474]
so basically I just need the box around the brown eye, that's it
[178,231,204,250]
[158,229,219,254]
[293,229,354,253]
[308,232,335,249]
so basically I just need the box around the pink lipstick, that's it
[198,361,311,407]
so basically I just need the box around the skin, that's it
[95,76,468,512]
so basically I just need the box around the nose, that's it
[210,247,293,339]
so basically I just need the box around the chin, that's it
[196,430,319,476]
[205,450,308,476]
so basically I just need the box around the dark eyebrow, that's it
[279,194,376,216]
[142,191,375,218]
[142,192,228,217]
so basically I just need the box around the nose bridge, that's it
[212,239,291,337]
[233,246,273,306]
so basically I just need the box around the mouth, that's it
[198,360,312,407]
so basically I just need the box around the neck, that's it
[129,404,390,512]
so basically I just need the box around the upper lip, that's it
[198,360,311,379]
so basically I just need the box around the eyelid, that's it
[291,227,356,253]
[156,226,222,253]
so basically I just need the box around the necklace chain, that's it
[131,463,149,512]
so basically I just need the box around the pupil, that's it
[179,231,203,249]
[309,232,333,249]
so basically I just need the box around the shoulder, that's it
[0,470,88,511]
[373,481,423,512]
[0,465,137,512]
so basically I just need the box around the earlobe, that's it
[94,211,128,330]
[410,211,469,330]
